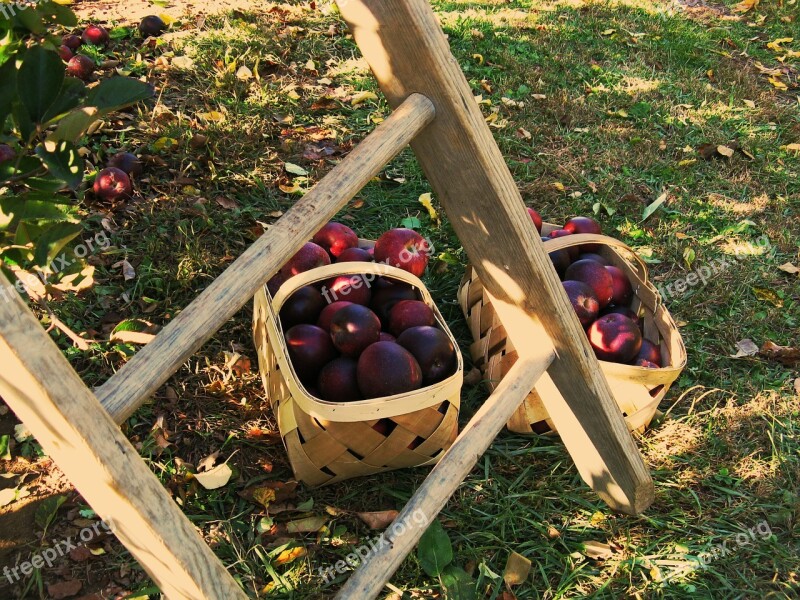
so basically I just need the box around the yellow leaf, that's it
[678,158,697,167]
[769,76,788,90]
[780,143,800,152]
[503,551,532,586]
[601,29,616,36]
[472,53,484,64]
[159,13,175,26]
[743,99,756,108]
[418,193,439,224]
[236,66,253,80]
[152,137,178,152]
[752,286,783,307]
[767,38,794,52]
[351,91,378,106]
[552,182,565,191]
[252,487,277,508]
[275,547,306,565]
[778,262,799,274]
[732,0,759,12]
[198,111,225,123]
[89,547,106,556]
[675,232,689,239]
[287,89,301,100]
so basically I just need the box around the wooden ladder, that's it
[0,1,654,598]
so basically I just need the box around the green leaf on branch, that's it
[35,140,83,189]
[32,221,82,267]
[87,76,153,112]
[12,100,35,142]
[36,1,78,28]
[418,520,453,577]
[18,46,64,122]
[42,77,87,124]
[51,106,99,143]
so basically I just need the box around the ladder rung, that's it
[333,349,556,600]
[96,93,435,424]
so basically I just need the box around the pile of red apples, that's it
[528,209,662,368]
[270,223,458,402]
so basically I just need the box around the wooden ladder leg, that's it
[0,273,247,600]
[334,352,555,600]
[337,0,654,515]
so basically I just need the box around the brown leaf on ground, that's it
[759,341,800,366]
[69,546,93,562]
[215,196,238,210]
[697,143,717,160]
[356,510,398,529]
[778,262,799,275]
[48,580,83,599]
[286,515,327,533]
[582,540,615,560]
[503,551,532,586]
[241,481,298,508]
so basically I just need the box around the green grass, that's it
[3,0,799,598]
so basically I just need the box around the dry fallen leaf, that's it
[759,341,800,366]
[286,515,327,533]
[717,145,735,157]
[197,450,220,473]
[351,91,378,106]
[47,580,83,600]
[418,193,440,225]
[503,551,532,586]
[112,259,136,281]
[275,546,306,565]
[356,510,398,529]
[752,286,783,307]
[732,0,759,13]
[794,378,800,397]
[581,540,614,560]
[780,143,800,153]
[193,463,233,490]
[215,197,238,210]
[732,338,759,358]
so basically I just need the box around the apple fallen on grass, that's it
[62,34,82,50]
[66,55,95,80]
[82,25,110,46]
[58,45,73,62]
[93,167,132,202]
[374,228,430,277]
[108,152,144,177]
[139,15,167,37]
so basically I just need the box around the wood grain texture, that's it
[337,0,653,515]
[333,353,554,600]
[0,273,246,600]
[95,93,435,424]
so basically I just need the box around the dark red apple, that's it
[370,281,418,323]
[578,252,609,266]
[588,313,642,363]
[280,285,326,329]
[562,280,599,328]
[564,259,614,308]
[66,55,95,80]
[108,152,143,177]
[139,15,167,37]
[388,300,435,336]
[313,222,359,258]
[82,25,110,47]
[267,242,331,294]
[58,45,73,62]
[329,304,381,357]
[323,274,372,305]
[635,339,662,367]
[601,305,640,325]
[396,326,457,385]
[374,228,430,277]
[336,247,373,263]
[357,341,422,398]
[606,266,633,306]
[0,144,15,164]
[563,216,602,251]
[318,357,362,402]
[358,239,376,257]
[378,332,396,342]
[62,34,82,50]
[548,229,578,260]
[317,301,354,332]
[93,167,132,202]
[526,207,543,232]
[285,324,337,383]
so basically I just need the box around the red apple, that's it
[0,144,15,164]
[267,242,331,295]
[62,34,82,50]
[66,55,95,80]
[93,167,132,202]
[374,228,430,277]
[280,285,326,329]
[313,222,359,258]
[336,247,373,263]
[139,15,167,37]
[548,229,578,260]
[562,280,599,328]
[396,326,457,385]
[563,216,602,251]
[606,265,633,306]
[357,341,422,398]
[588,313,642,363]
[82,25,110,47]
[526,207,543,232]
[58,45,73,62]
[329,304,381,357]
[635,339,662,367]
[564,259,614,308]
[317,301,354,332]
[388,300,435,336]
[370,280,418,324]
[323,274,372,306]
[358,239,376,257]
[601,305,640,325]
[108,152,143,177]
[378,332,396,342]
[285,324,337,383]
[578,252,609,266]
[318,357,362,402]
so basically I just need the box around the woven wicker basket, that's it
[253,262,463,486]
[458,224,686,435]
